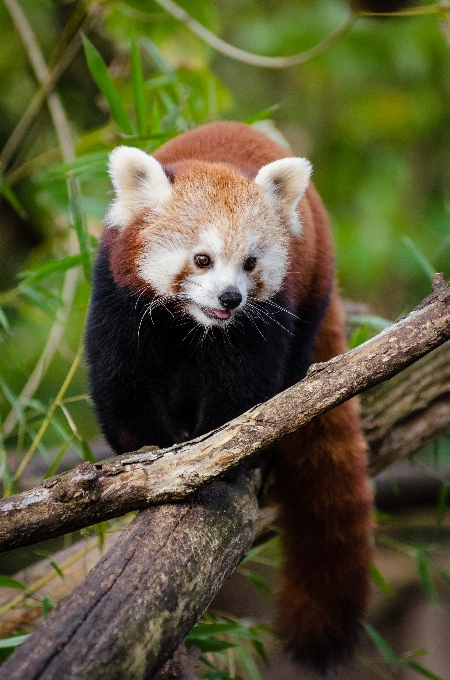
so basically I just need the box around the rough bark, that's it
[1,274,450,552]
[0,474,258,680]
[361,336,450,474]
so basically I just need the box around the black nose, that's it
[219,290,242,310]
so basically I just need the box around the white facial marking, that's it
[139,243,187,295]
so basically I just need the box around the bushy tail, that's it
[273,297,374,672]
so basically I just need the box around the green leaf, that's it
[248,572,271,597]
[415,551,439,603]
[82,36,134,135]
[67,175,91,281]
[241,543,268,565]
[81,439,96,463]
[0,634,30,649]
[436,483,449,527]
[188,622,239,638]
[349,324,373,349]
[406,661,444,680]
[0,376,26,424]
[236,644,261,680]
[42,596,56,618]
[140,37,174,74]
[19,255,83,286]
[369,563,394,595]
[21,286,59,321]
[145,74,178,90]
[187,639,237,653]
[131,41,147,136]
[50,561,65,580]
[0,575,27,590]
[0,308,10,332]
[32,549,53,557]
[0,176,27,219]
[364,624,399,664]
[95,522,107,551]
[251,638,269,665]
[347,314,391,330]
[430,560,450,586]
[44,438,74,479]
[246,103,281,124]
[47,152,110,179]
[402,236,435,280]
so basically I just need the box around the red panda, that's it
[85,121,373,672]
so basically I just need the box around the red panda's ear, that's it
[254,158,312,236]
[106,146,172,228]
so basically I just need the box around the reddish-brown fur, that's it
[98,122,373,669]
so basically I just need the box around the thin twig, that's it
[153,0,356,68]
[357,4,440,18]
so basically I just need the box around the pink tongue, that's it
[213,309,230,319]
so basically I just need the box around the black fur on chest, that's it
[85,242,329,453]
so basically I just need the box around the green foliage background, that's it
[0,1,449,677]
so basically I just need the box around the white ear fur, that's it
[254,157,312,236]
[106,146,172,228]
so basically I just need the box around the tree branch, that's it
[0,475,258,680]
[1,274,450,552]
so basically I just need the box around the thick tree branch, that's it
[0,475,258,680]
[1,274,450,552]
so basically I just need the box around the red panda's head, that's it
[106,146,311,327]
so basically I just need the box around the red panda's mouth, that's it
[200,307,231,321]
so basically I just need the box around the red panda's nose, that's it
[219,290,242,310]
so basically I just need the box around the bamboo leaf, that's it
[187,622,239,637]
[415,551,439,603]
[46,152,109,179]
[43,438,74,479]
[402,236,435,280]
[67,174,91,281]
[0,635,30,649]
[19,255,82,285]
[0,376,26,424]
[187,639,237,653]
[140,37,174,74]
[364,624,400,664]
[0,575,27,590]
[246,103,281,124]
[250,638,269,665]
[81,439,96,463]
[436,483,449,527]
[406,660,444,680]
[82,36,134,135]
[0,308,10,332]
[42,596,56,618]
[369,563,394,594]
[0,177,27,219]
[50,562,65,580]
[131,41,147,136]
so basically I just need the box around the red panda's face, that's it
[106,147,311,327]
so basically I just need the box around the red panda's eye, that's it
[244,257,257,272]
[194,254,212,268]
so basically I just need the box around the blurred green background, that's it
[1,1,450,677]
